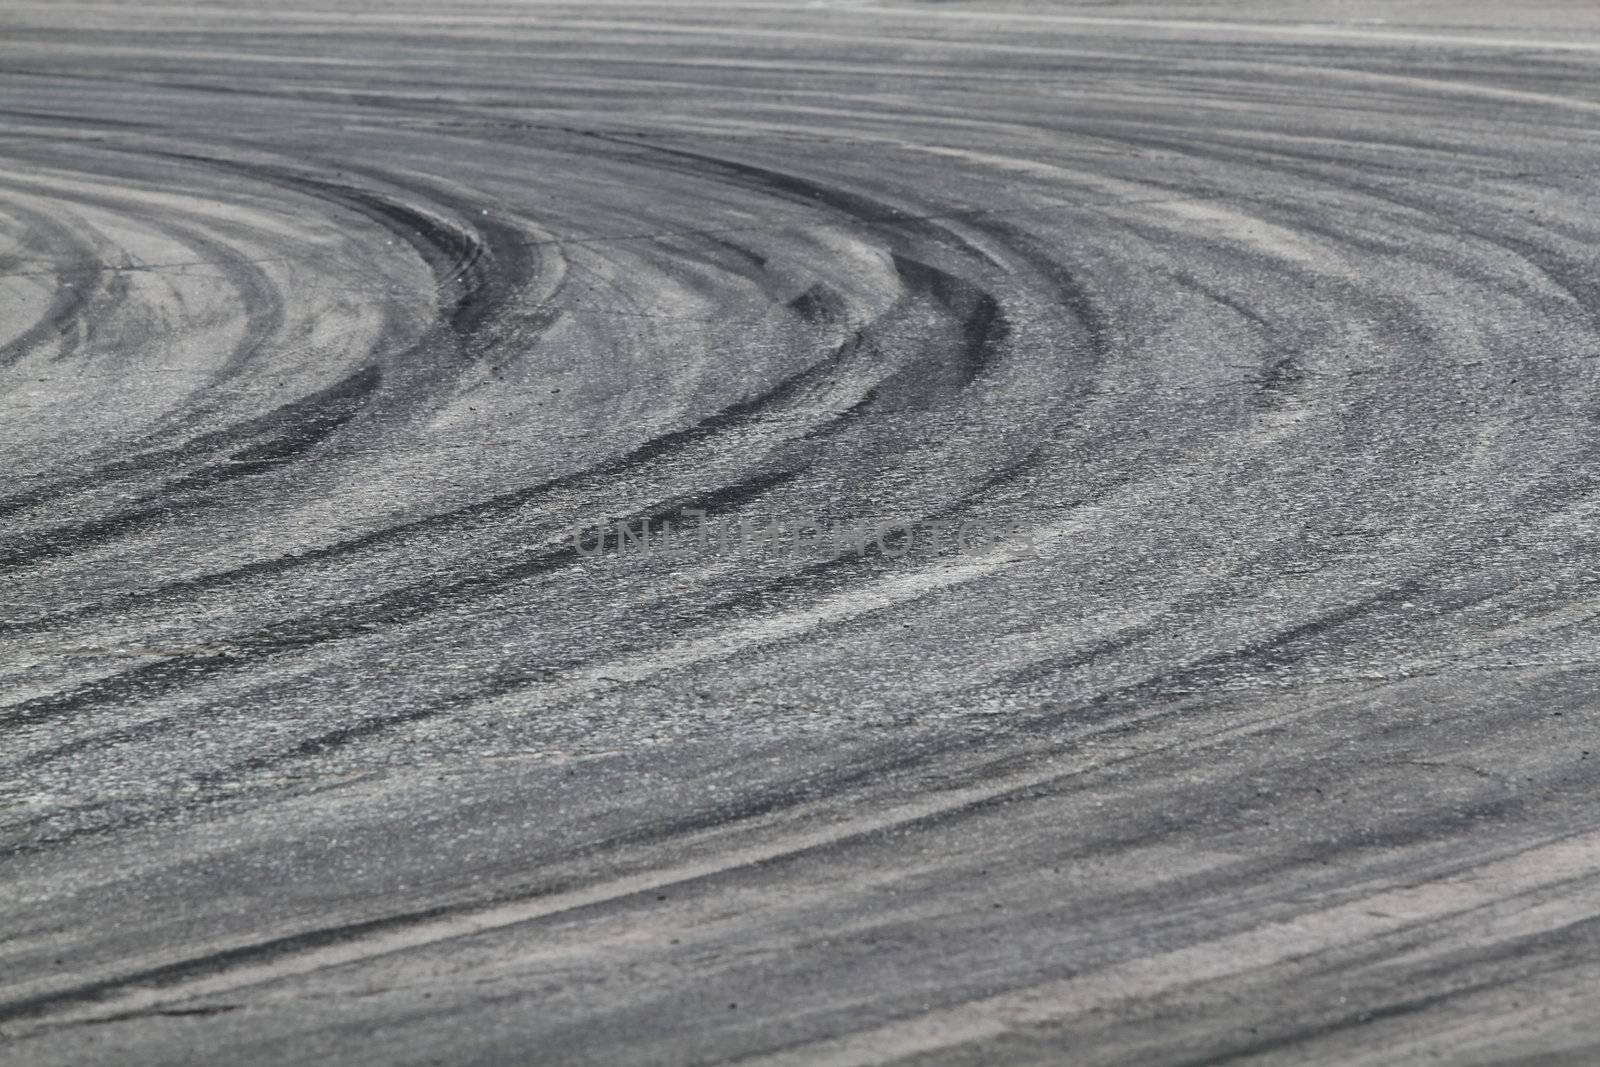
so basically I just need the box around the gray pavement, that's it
[2,2,1600,1063]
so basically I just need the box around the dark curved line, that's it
[0,204,109,372]
[0,299,877,638]
[0,155,554,570]
[3,144,1090,784]
[586,135,1006,269]
[1,457,810,743]
[0,366,381,571]
[0,734,957,1025]
[0,186,1008,635]
[261,169,493,336]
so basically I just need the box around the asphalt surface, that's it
[3,1,1600,1063]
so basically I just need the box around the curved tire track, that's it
[3,2,1600,1064]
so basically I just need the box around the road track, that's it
[3,2,1600,1062]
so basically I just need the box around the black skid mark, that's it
[0,366,380,571]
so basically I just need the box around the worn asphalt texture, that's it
[3,1,1600,1063]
